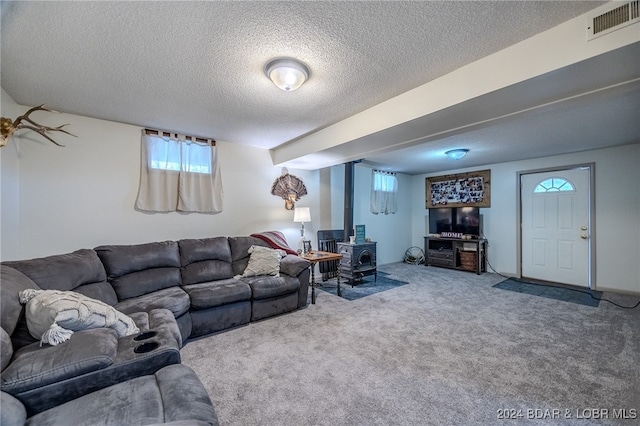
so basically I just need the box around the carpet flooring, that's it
[494,278,603,307]
[316,271,409,301]
[181,263,640,426]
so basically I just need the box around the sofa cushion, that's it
[115,287,191,318]
[1,328,12,372]
[96,241,181,300]
[179,237,234,284]
[20,289,139,346]
[228,236,269,276]
[241,274,300,300]
[3,250,117,306]
[1,328,117,395]
[0,266,40,336]
[111,268,182,301]
[95,241,181,277]
[183,278,251,310]
[23,364,218,426]
[8,320,37,353]
[180,237,233,264]
[182,260,234,286]
[251,292,299,322]
[239,245,286,278]
[71,282,119,307]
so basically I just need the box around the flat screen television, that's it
[429,207,480,237]
[428,208,453,234]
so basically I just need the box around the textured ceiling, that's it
[3,1,637,174]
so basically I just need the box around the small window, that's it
[149,137,212,174]
[370,170,398,215]
[534,178,575,193]
[373,171,397,192]
[135,131,223,213]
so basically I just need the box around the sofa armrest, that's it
[1,391,26,426]
[129,308,183,348]
[279,255,310,278]
[14,334,181,417]
[153,364,218,424]
[7,310,182,416]
[1,328,117,396]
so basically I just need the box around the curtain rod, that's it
[144,128,216,146]
[374,169,396,175]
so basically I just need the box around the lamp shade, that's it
[445,149,469,160]
[293,207,311,223]
[265,58,309,91]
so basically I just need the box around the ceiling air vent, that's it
[587,1,639,40]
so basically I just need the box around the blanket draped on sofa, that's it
[250,231,298,256]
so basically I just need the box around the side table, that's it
[300,251,344,304]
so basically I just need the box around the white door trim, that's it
[516,163,596,289]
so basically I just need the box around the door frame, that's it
[516,163,596,289]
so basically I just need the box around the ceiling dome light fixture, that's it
[445,149,469,160]
[265,58,310,91]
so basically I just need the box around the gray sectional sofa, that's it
[0,235,311,425]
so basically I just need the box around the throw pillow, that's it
[19,289,140,346]
[238,245,286,278]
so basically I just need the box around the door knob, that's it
[581,226,588,231]
[580,234,588,239]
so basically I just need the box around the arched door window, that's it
[533,177,575,193]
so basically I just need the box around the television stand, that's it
[424,236,487,275]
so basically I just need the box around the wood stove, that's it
[337,242,377,284]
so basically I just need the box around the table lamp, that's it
[293,207,311,253]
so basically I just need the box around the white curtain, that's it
[370,169,398,215]
[135,132,223,213]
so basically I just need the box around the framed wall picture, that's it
[303,240,312,254]
[355,225,366,244]
[426,169,491,208]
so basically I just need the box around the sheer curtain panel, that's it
[370,169,398,215]
[135,131,223,213]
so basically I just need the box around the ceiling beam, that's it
[271,3,640,170]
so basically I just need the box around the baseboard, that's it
[594,286,640,297]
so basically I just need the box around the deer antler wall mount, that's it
[0,104,75,148]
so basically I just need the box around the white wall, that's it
[326,162,413,265]
[3,93,638,294]
[1,89,21,260]
[0,96,319,260]
[411,144,640,294]
[354,165,413,265]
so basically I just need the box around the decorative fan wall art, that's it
[271,169,307,210]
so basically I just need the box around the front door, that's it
[520,167,592,287]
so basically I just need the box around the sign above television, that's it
[425,169,491,208]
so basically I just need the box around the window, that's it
[370,170,398,215]
[373,171,397,192]
[534,178,575,193]
[148,138,212,174]
[135,130,223,213]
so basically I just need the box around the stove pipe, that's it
[343,162,355,243]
